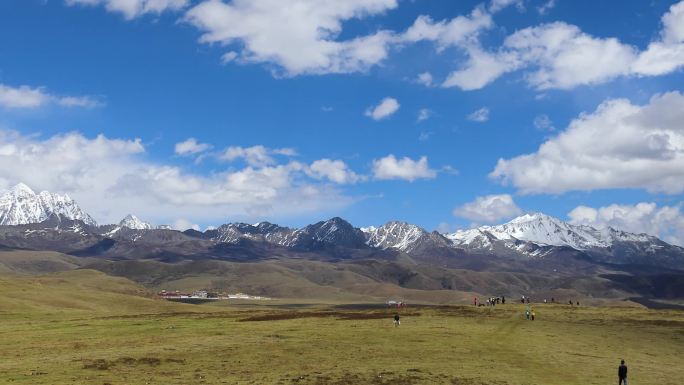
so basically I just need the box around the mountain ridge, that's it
[1,184,683,270]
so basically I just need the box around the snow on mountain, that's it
[119,214,152,230]
[362,221,451,253]
[363,221,428,251]
[447,213,658,253]
[0,183,96,226]
[302,217,367,248]
[213,218,367,249]
[214,222,299,246]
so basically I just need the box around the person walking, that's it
[394,313,400,327]
[531,309,536,321]
[618,360,628,385]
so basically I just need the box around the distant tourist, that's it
[525,309,530,320]
[618,359,628,385]
[474,297,478,307]
[502,296,506,305]
[531,310,535,321]
[551,297,555,303]
[394,313,400,327]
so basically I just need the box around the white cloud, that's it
[0,130,354,225]
[533,114,554,131]
[442,47,520,90]
[445,1,684,90]
[489,0,524,13]
[372,154,436,181]
[307,159,361,184]
[365,97,400,120]
[467,107,490,122]
[536,0,556,16]
[491,91,684,194]
[184,0,398,76]
[417,108,432,122]
[453,194,522,223]
[568,202,684,247]
[66,0,189,19]
[416,72,433,87]
[175,138,212,156]
[219,145,296,167]
[0,84,99,109]
[221,51,239,63]
[172,218,200,231]
[400,8,493,49]
[505,22,637,89]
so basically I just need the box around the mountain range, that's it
[1,183,683,305]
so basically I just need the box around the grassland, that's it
[0,270,683,385]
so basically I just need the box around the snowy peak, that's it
[447,212,660,253]
[119,214,152,230]
[488,212,608,249]
[303,217,367,248]
[363,221,449,252]
[10,182,35,197]
[0,183,96,226]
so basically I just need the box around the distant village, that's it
[158,289,271,301]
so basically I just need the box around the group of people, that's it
[473,296,506,307]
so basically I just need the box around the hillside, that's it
[0,269,191,317]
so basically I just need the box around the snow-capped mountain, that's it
[213,218,367,250]
[0,183,96,226]
[119,214,153,230]
[447,213,655,253]
[214,222,299,246]
[302,217,367,249]
[362,221,449,253]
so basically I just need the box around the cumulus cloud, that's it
[184,0,398,76]
[365,97,400,120]
[442,47,520,90]
[0,130,354,225]
[172,218,201,231]
[416,72,433,87]
[489,0,524,13]
[400,7,493,49]
[445,1,684,90]
[453,194,522,223]
[0,84,100,109]
[372,154,436,181]
[306,159,361,184]
[568,202,684,247]
[175,138,212,156]
[490,91,684,194]
[536,0,556,16]
[65,0,189,19]
[467,107,490,122]
[218,145,296,167]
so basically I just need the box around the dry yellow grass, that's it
[0,270,682,384]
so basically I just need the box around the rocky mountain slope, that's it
[1,184,683,271]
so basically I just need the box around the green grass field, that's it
[1,270,683,385]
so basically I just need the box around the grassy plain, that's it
[0,270,683,385]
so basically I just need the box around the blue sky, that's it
[1,0,684,244]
